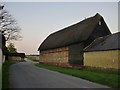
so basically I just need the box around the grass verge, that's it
[2,60,16,88]
[35,63,119,89]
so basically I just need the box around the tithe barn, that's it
[38,13,111,67]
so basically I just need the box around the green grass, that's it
[26,56,39,62]
[2,60,16,88]
[35,63,120,89]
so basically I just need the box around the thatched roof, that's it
[84,32,120,52]
[38,13,111,51]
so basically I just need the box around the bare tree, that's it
[0,3,22,42]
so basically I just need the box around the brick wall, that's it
[84,50,120,69]
[39,47,69,66]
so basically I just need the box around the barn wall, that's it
[39,47,69,66]
[8,56,23,61]
[84,50,120,69]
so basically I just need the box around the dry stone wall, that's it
[8,56,23,61]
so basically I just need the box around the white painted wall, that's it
[0,48,2,89]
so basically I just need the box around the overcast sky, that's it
[4,2,118,55]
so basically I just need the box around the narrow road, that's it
[9,59,111,88]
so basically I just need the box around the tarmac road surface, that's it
[9,59,111,88]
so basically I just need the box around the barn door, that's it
[68,43,84,65]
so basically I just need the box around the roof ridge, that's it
[47,13,102,36]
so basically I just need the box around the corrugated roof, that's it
[38,13,111,51]
[84,32,120,51]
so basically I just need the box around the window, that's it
[99,21,101,25]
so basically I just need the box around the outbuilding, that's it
[84,32,120,69]
[38,13,111,67]
[8,53,25,61]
